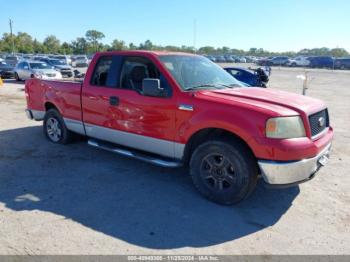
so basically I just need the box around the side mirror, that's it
[142,78,165,97]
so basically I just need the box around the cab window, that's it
[119,56,172,96]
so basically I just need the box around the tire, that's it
[43,109,74,144]
[15,72,21,81]
[190,138,258,205]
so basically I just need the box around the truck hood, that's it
[197,87,325,116]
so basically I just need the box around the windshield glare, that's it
[30,63,52,69]
[159,55,243,90]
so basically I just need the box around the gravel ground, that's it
[0,66,349,255]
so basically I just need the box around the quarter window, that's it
[90,56,113,87]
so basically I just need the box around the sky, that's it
[0,0,349,52]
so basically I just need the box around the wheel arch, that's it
[182,127,257,166]
[44,102,60,113]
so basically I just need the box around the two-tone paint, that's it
[24,51,333,165]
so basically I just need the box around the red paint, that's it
[25,51,333,161]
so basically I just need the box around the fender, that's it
[177,107,269,156]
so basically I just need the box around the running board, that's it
[87,139,182,168]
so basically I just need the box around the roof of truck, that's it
[95,50,198,57]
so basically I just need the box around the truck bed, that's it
[25,79,83,122]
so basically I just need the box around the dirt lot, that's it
[0,66,349,255]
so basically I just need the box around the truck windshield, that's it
[159,55,243,91]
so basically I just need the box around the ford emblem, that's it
[318,117,325,127]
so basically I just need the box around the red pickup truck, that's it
[25,51,333,205]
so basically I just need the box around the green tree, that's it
[71,37,89,54]
[60,42,73,54]
[16,32,34,53]
[198,46,215,54]
[128,42,137,50]
[330,48,349,57]
[43,35,60,53]
[110,39,127,50]
[32,39,45,54]
[85,30,105,52]
[139,40,153,50]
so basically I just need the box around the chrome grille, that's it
[309,109,329,137]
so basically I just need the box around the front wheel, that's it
[190,139,258,205]
[43,109,74,144]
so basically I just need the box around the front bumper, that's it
[258,143,331,186]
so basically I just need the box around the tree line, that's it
[0,29,349,58]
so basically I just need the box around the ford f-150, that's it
[25,51,333,205]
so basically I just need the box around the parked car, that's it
[307,56,334,69]
[5,55,20,67]
[39,58,74,78]
[287,56,310,67]
[334,58,350,70]
[24,51,333,205]
[53,55,72,65]
[266,56,290,66]
[224,55,235,63]
[236,56,247,63]
[72,55,89,67]
[14,60,62,81]
[0,61,15,79]
[224,66,271,87]
[215,55,226,63]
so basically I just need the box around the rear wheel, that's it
[43,109,74,144]
[190,139,258,205]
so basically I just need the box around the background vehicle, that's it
[224,66,271,87]
[334,58,350,69]
[25,51,333,205]
[236,56,247,63]
[72,55,89,67]
[0,61,15,79]
[5,55,20,67]
[224,55,235,63]
[14,60,62,81]
[266,56,290,66]
[287,56,310,67]
[307,56,334,69]
[52,55,72,65]
[39,58,74,78]
[215,55,226,62]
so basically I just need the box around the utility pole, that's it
[9,19,15,54]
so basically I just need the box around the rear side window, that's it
[90,56,113,87]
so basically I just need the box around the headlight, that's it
[266,116,306,139]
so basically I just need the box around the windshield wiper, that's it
[185,84,224,91]
[217,83,241,88]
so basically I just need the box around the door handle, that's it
[109,96,119,106]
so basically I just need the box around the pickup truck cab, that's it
[25,51,333,205]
